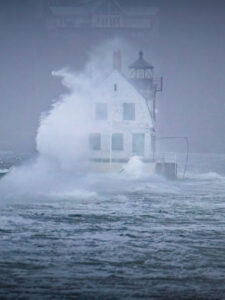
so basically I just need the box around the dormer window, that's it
[95,103,107,120]
[123,103,135,120]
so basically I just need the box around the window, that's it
[95,103,107,120]
[132,134,145,155]
[89,133,101,150]
[123,103,135,120]
[112,133,123,151]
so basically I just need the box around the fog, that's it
[0,3,225,297]
[0,0,225,153]
[0,38,157,200]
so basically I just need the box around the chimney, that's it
[113,50,122,72]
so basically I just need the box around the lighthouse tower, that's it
[87,50,177,178]
[129,51,163,158]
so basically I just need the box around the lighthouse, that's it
[129,51,163,158]
[87,51,177,178]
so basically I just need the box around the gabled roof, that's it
[48,0,158,18]
[94,69,153,126]
[92,0,123,15]
[100,69,144,100]
[49,0,122,16]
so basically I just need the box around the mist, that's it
[0,38,162,201]
[1,2,225,299]
[0,0,225,153]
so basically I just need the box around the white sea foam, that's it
[0,169,8,174]
[0,39,148,201]
[122,156,145,179]
[186,171,225,181]
[48,189,98,201]
[1,39,224,204]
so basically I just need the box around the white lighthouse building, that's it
[88,51,168,174]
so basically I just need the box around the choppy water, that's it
[0,153,225,299]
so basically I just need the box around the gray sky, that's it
[0,0,225,153]
[157,0,225,153]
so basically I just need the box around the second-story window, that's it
[89,133,101,150]
[112,133,123,151]
[123,103,135,120]
[95,103,107,120]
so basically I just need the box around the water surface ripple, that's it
[0,153,225,299]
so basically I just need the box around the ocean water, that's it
[0,153,225,299]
